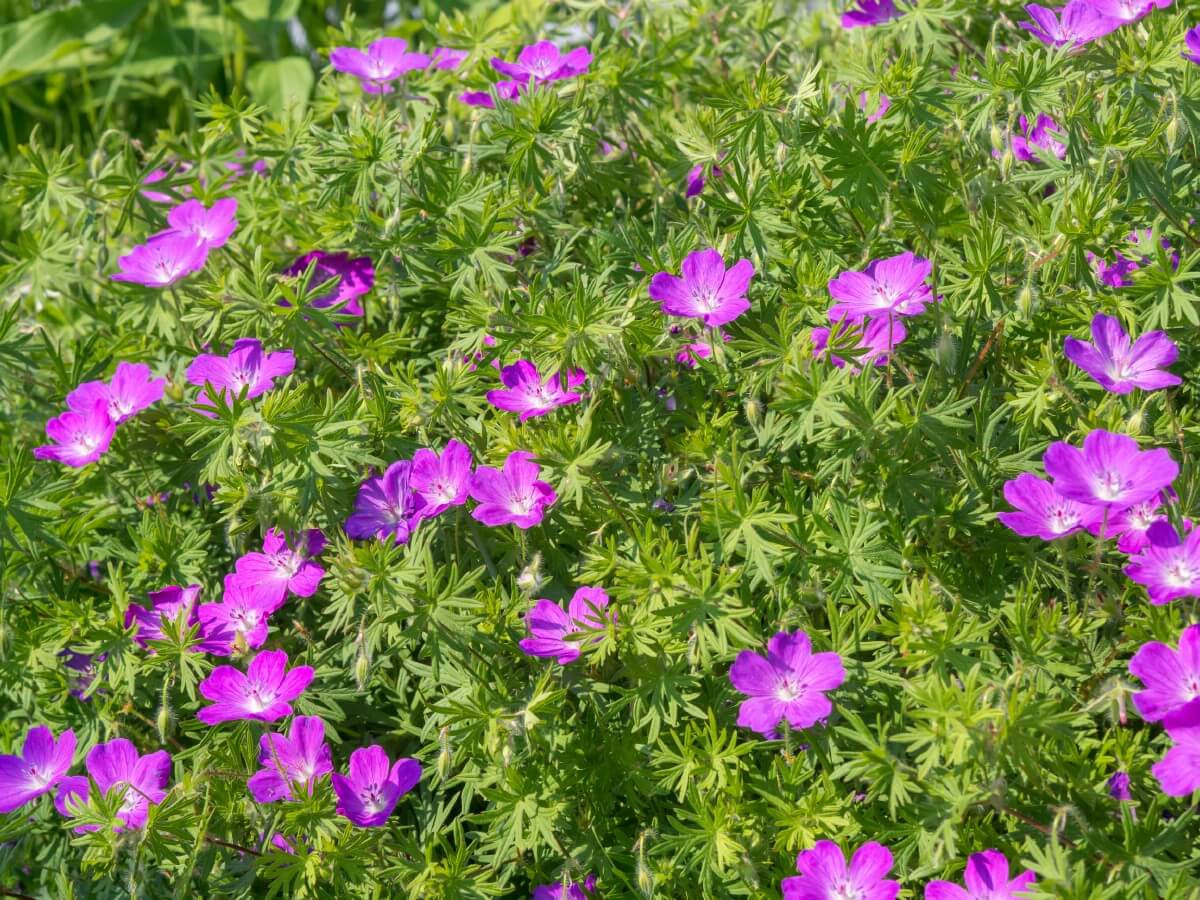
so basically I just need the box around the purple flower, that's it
[246,716,332,803]
[998,473,1097,541]
[1153,697,1200,796]
[196,649,314,725]
[649,248,755,328]
[532,875,598,900]
[1083,0,1161,25]
[430,47,468,70]
[1043,430,1177,509]
[410,440,474,519]
[1108,771,1132,800]
[141,162,192,203]
[54,739,170,832]
[486,361,587,421]
[468,450,556,529]
[1125,523,1200,604]
[458,80,524,108]
[330,38,430,93]
[781,840,899,900]
[1019,2,1117,46]
[1085,495,1173,553]
[66,361,166,425]
[161,198,238,249]
[126,583,201,648]
[811,317,906,371]
[924,850,1036,899]
[331,745,421,828]
[1186,25,1200,64]
[1089,229,1180,287]
[1010,114,1067,163]
[491,41,592,84]
[519,587,614,665]
[0,726,75,814]
[186,338,295,411]
[344,461,427,544]
[827,252,934,322]
[197,574,280,656]
[111,231,209,287]
[62,650,102,699]
[33,401,116,468]
[841,0,901,28]
[685,162,723,198]
[1063,314,1179,394]
[283,251,375,318]
[858,91,891,124]
[729,630,846,739]
[234,528,326,607]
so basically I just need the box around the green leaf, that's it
[246,56,313,121]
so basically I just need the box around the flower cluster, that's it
[1020,1,1175,48]
[112,197,237,287]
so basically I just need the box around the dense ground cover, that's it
[1,0,1200,896]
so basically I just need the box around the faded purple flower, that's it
[1063,314,1180,394]
[1089,229,1180,287]
[197,574,280,657]
[458,80,523,108]
[491,41,592,84]
[186,338,295,411]
[34,401,116,468]
[332,745,421,828]
[468,450,556,528]
[196,649,314,725]
[858,91,891,124]
[812,317,906,371]
[66,361,166,425]
[0,726,75,814]
[111,231,209,287]
[126,583,201,648]
[234,528,326,607]
[1043,430,1177,509]
[62,650,102,699]
[827,252,934,322]
[729,630,846,739]
[841,0,901,28]
[519,587,614,665]
[344,460,427,544]
[410,440,474,519]
[1010,114,1067,163]
[649,248,755,328]
[998,473,1097,541]
[1108,771,1132,800]
[1125,522,1200,605]
[924,850,1036,900]
[487,361,587,421]
[1186,25,1200,64]
[247,716,332,803]
[162,198,238,249]
[1019,2,1116,46]
[54,739,170,832]
[141,163,192,203]
[532,875,598,900]
[430,47,468,70]
[330,38,430,93]
[782,841,900,900]
[283,251,375,318]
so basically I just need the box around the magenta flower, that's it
[925,850,1036,900]
[141,162,193,203]
[186,338,295,411]
[126,583,201,648]
[858,91,891,124]
[345,460,427,544]
[486,361,587,421]
[1129,624,1200,722]
[1084,0,1160,25]
[54,739,170,832]
[331,745,421,828]
[841,0,901,28]
[532,875,598,900]
[811,317,906,371]
[197,574,280,656]
[827,252,934,322]
[247,716,332,803]
[1043,430,1177,509]
[410,440,473,519]
[1063,314,1179,394]
[0,726,75,814]
[649,248,755,328]
[196,649,314,725]
[1153,698,1200,796]
[491,41,591,84]
[729,630,846,739]
[1186,25,1200,64]
[430,47,468,70]
[66,361,166,425]
[234,528,326,607]
[468,450,556,528]
[330,38,430,93]
[782,841,900,900]
[1124,523,1200,605]
[283,251,375,318]
[458,80,523,108]
[33,401,116,468]
[998,473,1097,541]
[1010,114,1067,163]
[674,329,731,367]
[685,162,723,198]
[162,198,238,249]
[519,587,614,665]
[1088,229,1179,287]
[111,231,209,287]
[1085,495,1173,553]
[1019,2,1116,46]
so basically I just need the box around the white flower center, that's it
[245,686,277,713]
[774,676,804,703]
[1164,559,1197,588]
[1094,471,1124,502]
[692,288,722,313]
[430,481,458,504]
[1047,502,1080,534]
[509,491,536,515]
[830,882,863,900]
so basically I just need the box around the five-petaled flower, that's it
[812,317,907,371]
[1186,25,1200,65]
[1124,521,1200,605]
[998,473,1096,541]
[247,716,333,804]
[111,231,209,287]
[781,840,900,900]
[924,849,1036,899]
[283,251,375,318]
[490,41,592,84]
[531,875,598,900]
[410,440,474,519]
[486,361,587,421]
[827,252,935,322]
[1152,697,1200,796]
[841,0,901,29]
[649,248,755,328]
[1063,314,1180,394]
[196,649,314,725]
[34,401,117,468]
[345,460,427,544]
[126,583,202,648]
[331,745,421,828]
[330,38,430,93]
[1129,624,1200,722]
[0,726,76,814]
[186,338,296,412]
[234,528,326,607]
[519,587,615,665]
[197,574,281,656]
[1043,430,1177,510]
[54,738,171,832]
[66,361,166,425]
[1019,2,1115,47]
[160,198,238,249]
[468,450,556,528]
[729,630,846,739]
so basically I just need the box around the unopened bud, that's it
[517,553,544,595]
[1127,408,1145,435]
[501,737,514,769]
[744,397,761,424]
[436,727,453,779]
[156,703,172,742]
[934,332,959,371]
[1016,283,1035,319]
[1166,110,1179,151]
[990,124,1004,153]
[636,859,654,897]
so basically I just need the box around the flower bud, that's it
[934,332,959,372]
[1016,283,1035,319]
[744,397,761,424]
[636,859,654,897]
[517,553,544,595]
[156,702,172,742]
[990,124,1004,153]
[436,727,453,780]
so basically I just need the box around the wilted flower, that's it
[234,528,326,607]
[1043,430,1177,509]
[54,739,171,832]
[247,716,332,803]
[410,440,474,519]
[468,451,556,528]
[1019,2,1116,46]
[197,574,280,656]
[1125,522,1200,605]
[827,252,935,322]
[330,38,430,93]
[0,726,76,814]
[66,361,166,424]
[519,587,615,665]
[1063,314,1180,394]
[34,401,116,468]
[160,198,238,249]
[649,248,755,328]
[196,649,314,725]
[491,41,592,84]
[532,875,598,900]
[811,317,906,371]
[781,840,899,899]
[344,461,427,544]
[111,231,209,287]
[924,849,1036,899]
[283,251,375,318]
[186,338,296,411]
[1152,697,1200,796]
[729,630,846,739]
[487,361,587,421]
[998,473,1096,541]
[126,583,201,648]
[841,0,901,29]
[332,745,421,827]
